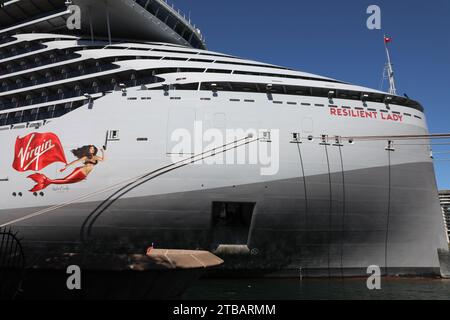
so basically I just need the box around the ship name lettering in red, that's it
[330,107,403,122]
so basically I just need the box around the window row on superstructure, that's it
[149,81,423,112]
[0,36,15,45]
[0,33,344,92]
[90,42,293,72]
[0,41,47,60]
[0,63,424,113]
[0,47,343,99]
[0,77,424,128]
[1,57,127,93]
[0,38,287,77]
[0,65,328,109]
[0,45,96,76]
[1,60,344,95]
[0,35,77,60]
[0,100,85,128]
[0,69,163,111]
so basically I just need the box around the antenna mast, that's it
[384,35,397,95]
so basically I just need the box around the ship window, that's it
[105,46,127,49]
[22,110,32,122]
[215,60,289,71]
[287,102,297,105]
[404,113,412,117]
[273,101,283,104]
[231,82,259,92]
[199,52,233,58]
[53,105,65,117]
[234,70,341,85]
[172,83,199,90]
[162,57,188,61]
[152,48,194,55]
[414,115,422,119]
[206,69,232,74]
[200,82,230,92]
[244,99,255,103]
[311,87,330,98]
[190,58,215,63]
[131,48,151,52]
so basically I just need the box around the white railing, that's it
[157,0,204,42]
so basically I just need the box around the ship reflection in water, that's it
[183,278,450,300]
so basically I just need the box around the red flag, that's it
[12,132,67,172]
[384,36,392,44]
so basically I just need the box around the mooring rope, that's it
[1,135,258,228]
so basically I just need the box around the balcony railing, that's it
[0,52,80,76]
[0,43,46,60]
[0,75,162,111]
[0,63,119,93]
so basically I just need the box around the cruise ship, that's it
[0,0,447,277]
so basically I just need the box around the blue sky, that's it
[174,0,450,189]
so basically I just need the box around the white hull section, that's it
[0,88,447,275]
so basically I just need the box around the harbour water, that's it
[183,277,450,300]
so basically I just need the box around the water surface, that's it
[183,278,450,300]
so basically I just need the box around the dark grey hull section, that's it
[1,161,446,277]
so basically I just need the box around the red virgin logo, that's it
[12,132,67,172]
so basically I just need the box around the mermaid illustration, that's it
[28,145,105,192]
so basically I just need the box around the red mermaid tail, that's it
[28,167,87,192]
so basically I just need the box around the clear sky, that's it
[174,0,450,189]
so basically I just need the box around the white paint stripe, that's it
[2,0,21,8]
[0,9,71,35]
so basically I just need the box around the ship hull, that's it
[0,162,444,276]
[0,89,447,276]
